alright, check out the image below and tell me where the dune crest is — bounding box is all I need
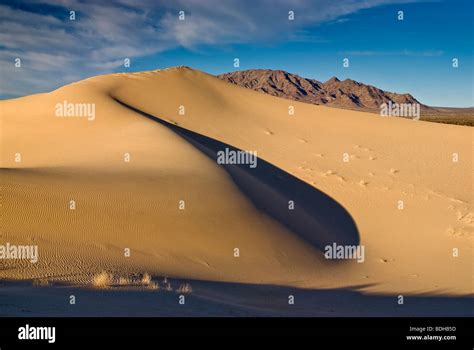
[1,67,472,296]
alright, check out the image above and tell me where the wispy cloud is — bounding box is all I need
[1,0,415,98]
[341,49,445,57]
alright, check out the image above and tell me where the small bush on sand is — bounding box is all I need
[141,273,152,285]
[118,277,131,286]
[177,283,192,294]
[92,271,112,288]
[164,282,172,291]
[148,282,159,290]
[32,278,50,287]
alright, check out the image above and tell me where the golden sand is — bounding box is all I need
[1,67,472,296]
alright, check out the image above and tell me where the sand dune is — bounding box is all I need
[1,67,472,305]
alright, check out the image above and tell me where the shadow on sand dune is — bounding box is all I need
[1,279,472,317]
[113,98,359,253]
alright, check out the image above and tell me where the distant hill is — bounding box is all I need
[217,69,426,112]
[217,69,473,126]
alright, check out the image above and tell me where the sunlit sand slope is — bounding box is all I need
[1,67,472,296]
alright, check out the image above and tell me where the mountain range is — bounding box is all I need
[217,69,426,112]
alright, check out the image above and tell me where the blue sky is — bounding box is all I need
[1,0,472,106]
